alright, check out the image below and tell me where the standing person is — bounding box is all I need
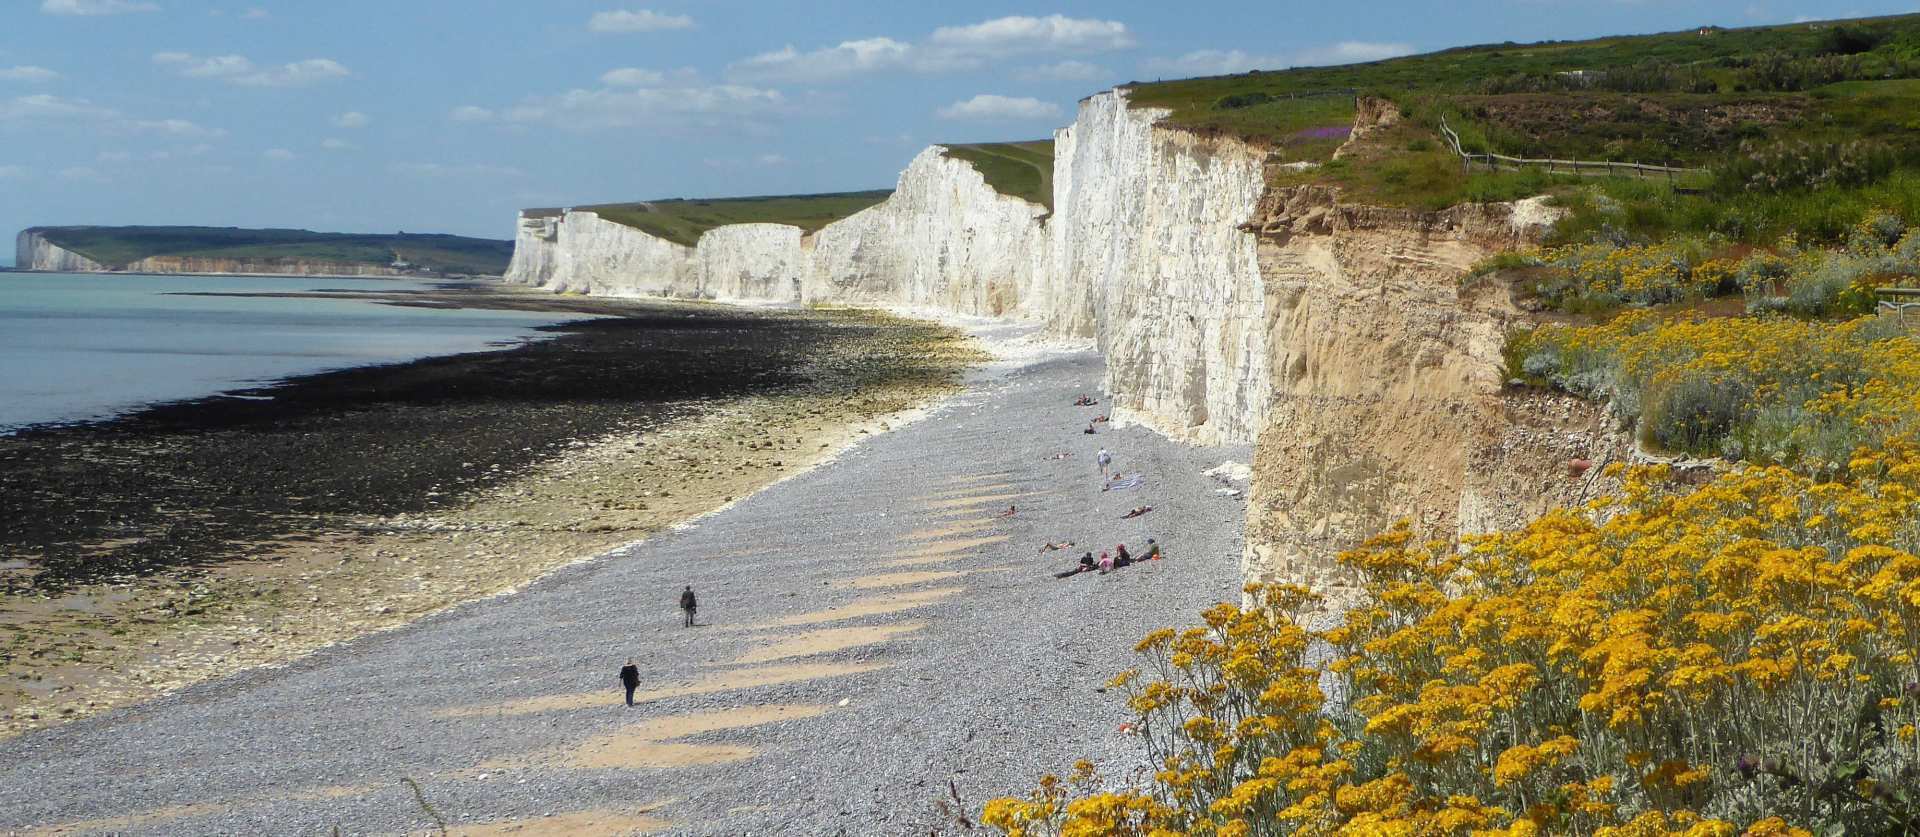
[619,658,641,707]
[679,585,698,627]
[1096,448,1113,480]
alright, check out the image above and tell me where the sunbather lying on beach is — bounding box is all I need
[1103,473,1143,492]
[1053,551,1098,578]
[1083,423,1096,435]
[1038,540,1075,553]
[996,505,1018,518]
[1073,395,1098,406]
[1045,452,1073,460]
[1092,415,1109,423]
[1121,506,1153,519]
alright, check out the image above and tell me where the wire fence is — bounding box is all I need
[1438,116,1708,185]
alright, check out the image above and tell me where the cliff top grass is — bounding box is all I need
[563,190,893,248]
[28,226,512,275]
[1124,13,1920,156]
[941,140,1055,210]
[1127,13,1920,245]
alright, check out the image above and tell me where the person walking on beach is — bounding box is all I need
[619,658,641,706]
[679,585,698,627]
[1096,448,1113,479]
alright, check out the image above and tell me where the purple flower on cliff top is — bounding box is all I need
[1292,125,1353,141]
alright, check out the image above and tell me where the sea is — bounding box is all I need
[0,272,583,432]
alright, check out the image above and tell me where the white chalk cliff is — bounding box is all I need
[16,230,107,272]
[507,91,1611,595]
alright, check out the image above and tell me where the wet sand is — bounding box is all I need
[0,283,980,737]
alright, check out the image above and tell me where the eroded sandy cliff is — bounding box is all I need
[1238,187,1632,602]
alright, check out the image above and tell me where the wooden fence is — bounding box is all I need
[1438,116,1707,185]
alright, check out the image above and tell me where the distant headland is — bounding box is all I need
[14,225,513,278]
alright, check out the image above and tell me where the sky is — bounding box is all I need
[2,0,1914,262]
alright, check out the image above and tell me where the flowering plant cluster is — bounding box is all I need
[1736,215,1920,317]
[986,454,1920,835]
[1525,240,1729,309]
[1512,310,1918,470]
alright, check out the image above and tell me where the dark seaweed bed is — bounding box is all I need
[0,285,859,592]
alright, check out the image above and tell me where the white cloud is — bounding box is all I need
[756,153,787,166]
[588,9,693,33]
[0,93,117,123]
[1142,49,1286,76]
[41,0,158,15]
[1143,41,1413,77]
[241,7,268,19]
[482,81,787,132]
[320,137,353,150]
[153,52,351,87]
[332,111,369,128]
[449,105,496,122]
[1017,60,1106,82]
[97,150,133,162]
[59,166,107,183]
[263,148,295,161]
[936,94,1061,121]
[732,38,919,82]
[0,96,219,138]
[600,67,666,87]
[728,14,1131,83]
[1293,41,1414,67]
[0,66,60,83]
[0,164,30,178]
[132,117,223,138]
[929,15,1134,54]
[389,161,525,179]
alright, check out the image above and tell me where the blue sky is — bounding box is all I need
[2,0,1913,260]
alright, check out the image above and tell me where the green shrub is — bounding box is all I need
[1713,139,1900,196]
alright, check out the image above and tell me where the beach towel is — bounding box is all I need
[1104,474,1144,491]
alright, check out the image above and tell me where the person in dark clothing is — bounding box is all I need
[1142,538,1163,560]
[680,585,698,627]
[619,658,641,706]
[1054,551,1098,579]
[1114,544,1133,568]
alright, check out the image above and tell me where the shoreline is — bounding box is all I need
[0,286,983,738]
[0,280,594,438]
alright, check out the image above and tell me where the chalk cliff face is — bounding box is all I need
[516,209,697,297]
[17,230,107,272]
[808,146,1051,317]
[701,224,806,302]
[504,213,561,288]
[1051,91,1272,446]
[505,91,1615,598]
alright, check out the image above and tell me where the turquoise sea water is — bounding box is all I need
[0,273,582,432]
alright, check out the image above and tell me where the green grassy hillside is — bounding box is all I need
[1125,14,1920,245]
[561,191,893,248]
[29,226,513,275]
[942,141,1055,209]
